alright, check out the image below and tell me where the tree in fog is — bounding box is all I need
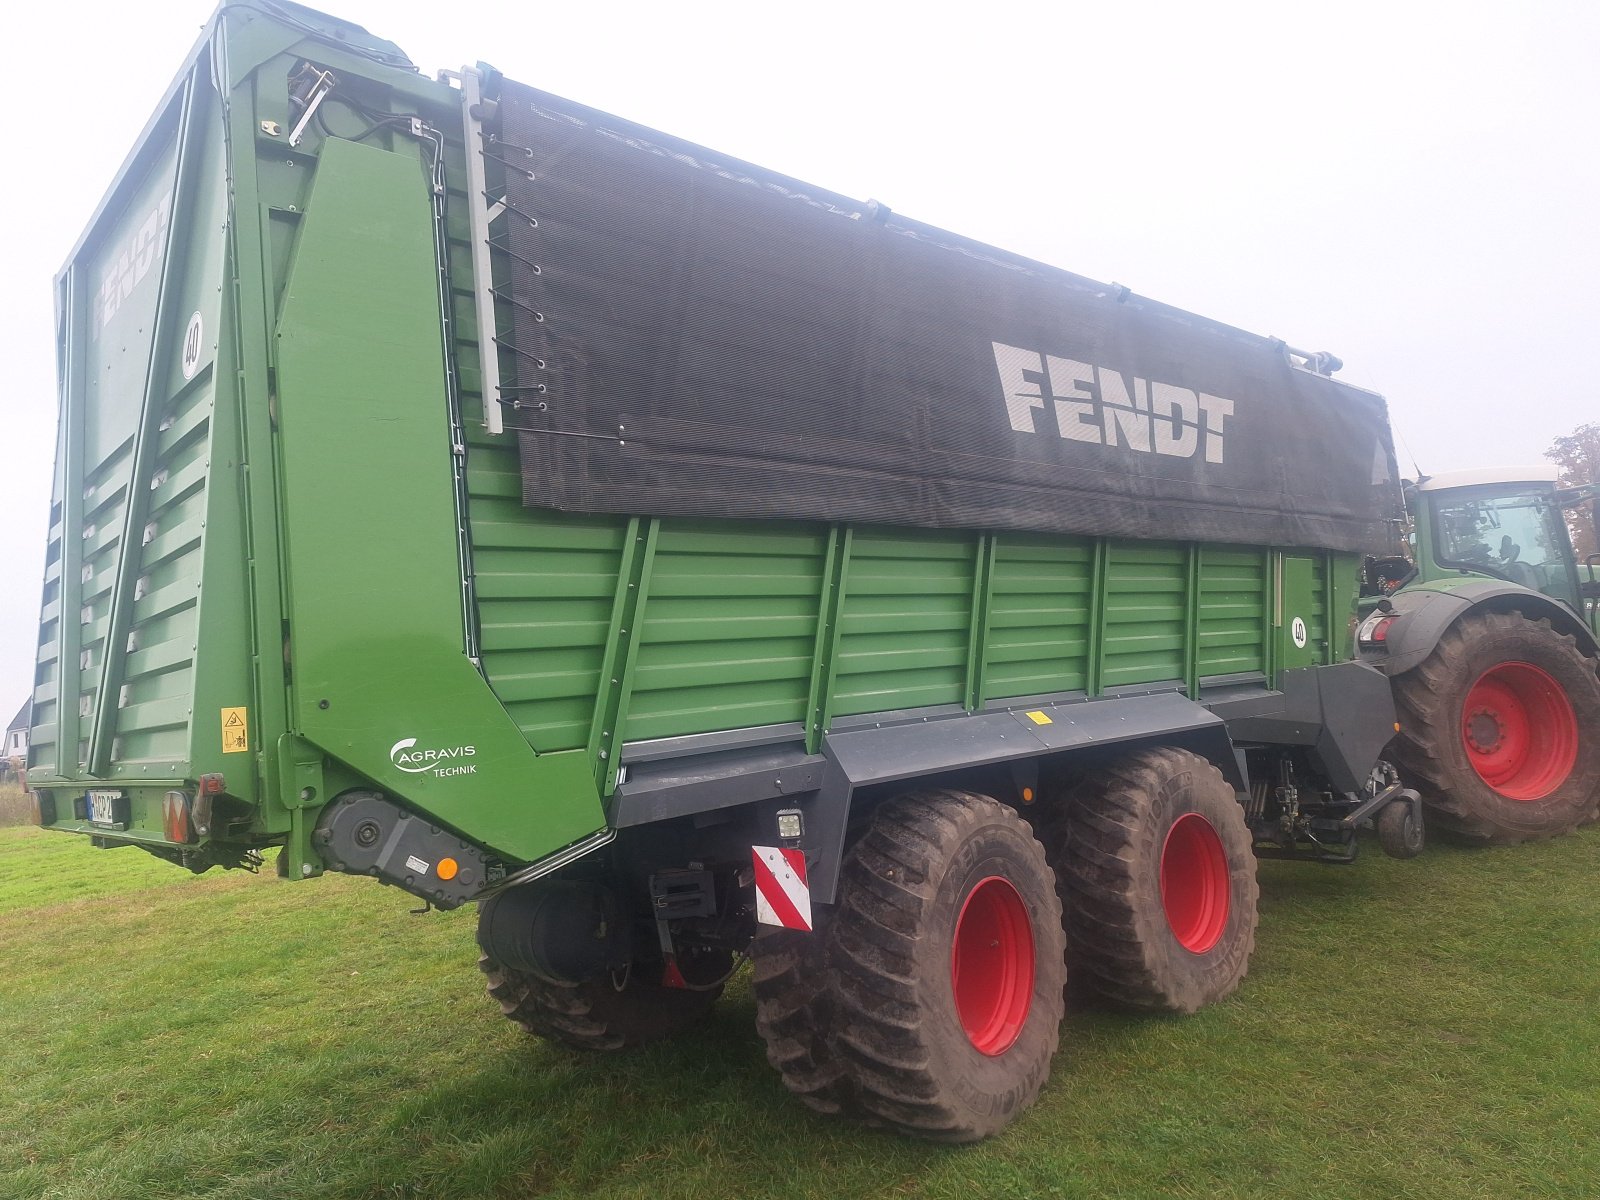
[1546,422,1599,558]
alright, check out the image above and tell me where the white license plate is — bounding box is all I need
[88,790,123,826]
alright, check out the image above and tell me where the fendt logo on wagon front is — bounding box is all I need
[94,195,172,337]
[389,737,478,778]
[992,341,1235,464]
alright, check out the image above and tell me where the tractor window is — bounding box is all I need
[1432,490,1581,610]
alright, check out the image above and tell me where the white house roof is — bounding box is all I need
[1414,466,1561,492]
[6,701,30,736]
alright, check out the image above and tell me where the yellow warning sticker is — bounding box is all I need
[221,707,249,754]
[1024,710,1053,726]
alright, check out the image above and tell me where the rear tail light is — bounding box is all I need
[1358,612,1398,647]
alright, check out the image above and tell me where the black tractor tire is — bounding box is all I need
[1390,610,1600,843]
[479,953,723,1051]
[1042,747,1258,1015]
[751,789,1066,1143]
[1376,798,1426,859]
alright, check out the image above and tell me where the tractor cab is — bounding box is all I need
[1407,467,1600,636]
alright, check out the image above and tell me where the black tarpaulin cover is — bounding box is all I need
[495,81,1400,552]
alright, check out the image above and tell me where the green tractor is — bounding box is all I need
[1358,468,1600,843]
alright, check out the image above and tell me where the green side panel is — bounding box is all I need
[1326,552,1360,662]
[832,528,976,717]
[36,112,182,777]
[473,478,629,753]
[624,520,826,742]
[65,438,133,770]
[1102,541,1188,687]
[31,69,248,794]
[31,502,60,769]
[1310,553,1329,657]
[1280,551,1359,667]
[1277,553,1321,670]
[116,97,235,778]
[272,136,603,861]
[984,533,1094,700]
[32,434,82,775]
[1197,546,1268,679]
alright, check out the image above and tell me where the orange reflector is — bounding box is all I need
[163,791,194,844]
[436,857,459,881]
[1021,787,1035,804]
[1394,722,1402,732]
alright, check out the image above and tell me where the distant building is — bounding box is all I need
[4,701,29,760]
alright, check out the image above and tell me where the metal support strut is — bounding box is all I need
[457,67,506,435]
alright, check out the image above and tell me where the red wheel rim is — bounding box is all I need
[950,876,1035,1056]
[1160,813,1231,954]
[1461,661,1579,800]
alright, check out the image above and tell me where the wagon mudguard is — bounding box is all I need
[1208,662,1397,795]
[610,691,1241,905]
[806,692,1243,902]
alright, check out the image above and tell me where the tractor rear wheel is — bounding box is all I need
[751,788,1066,1142]
[1391,611,1600,842]
[1043,747,1258,1014]
[479,951,725,1051]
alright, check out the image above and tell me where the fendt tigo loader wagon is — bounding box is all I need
[27,0,1600,1141]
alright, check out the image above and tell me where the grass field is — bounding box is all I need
[1,821,1597,1200]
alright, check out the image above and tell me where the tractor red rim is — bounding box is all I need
[950,875,1035,1056]
[1160,813,1231,954]
[1461,661,1579,800]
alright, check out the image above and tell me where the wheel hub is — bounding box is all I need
[1465,708,1503,754]
[950,876,1034,1056]
[1159,813,1231,954]
[1460,661,1579,801]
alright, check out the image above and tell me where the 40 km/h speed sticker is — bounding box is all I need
[181,311,204,380]
[1291,617,1309,649]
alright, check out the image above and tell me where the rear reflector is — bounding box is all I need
[163,790,195,844]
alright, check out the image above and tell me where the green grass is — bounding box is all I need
[1,824,1597,1200]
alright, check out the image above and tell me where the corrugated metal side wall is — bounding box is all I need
[469,503,1318,768]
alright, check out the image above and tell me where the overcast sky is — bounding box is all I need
[3,0,1595,722]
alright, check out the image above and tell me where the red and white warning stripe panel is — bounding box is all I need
[752,845,812,931]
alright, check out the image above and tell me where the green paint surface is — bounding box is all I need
[29,0,1369,869]
[271,136,603,860]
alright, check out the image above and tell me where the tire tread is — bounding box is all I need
[478,953,721,1051]
[752,789,1065,1142]
[1041,747,1259,1015]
